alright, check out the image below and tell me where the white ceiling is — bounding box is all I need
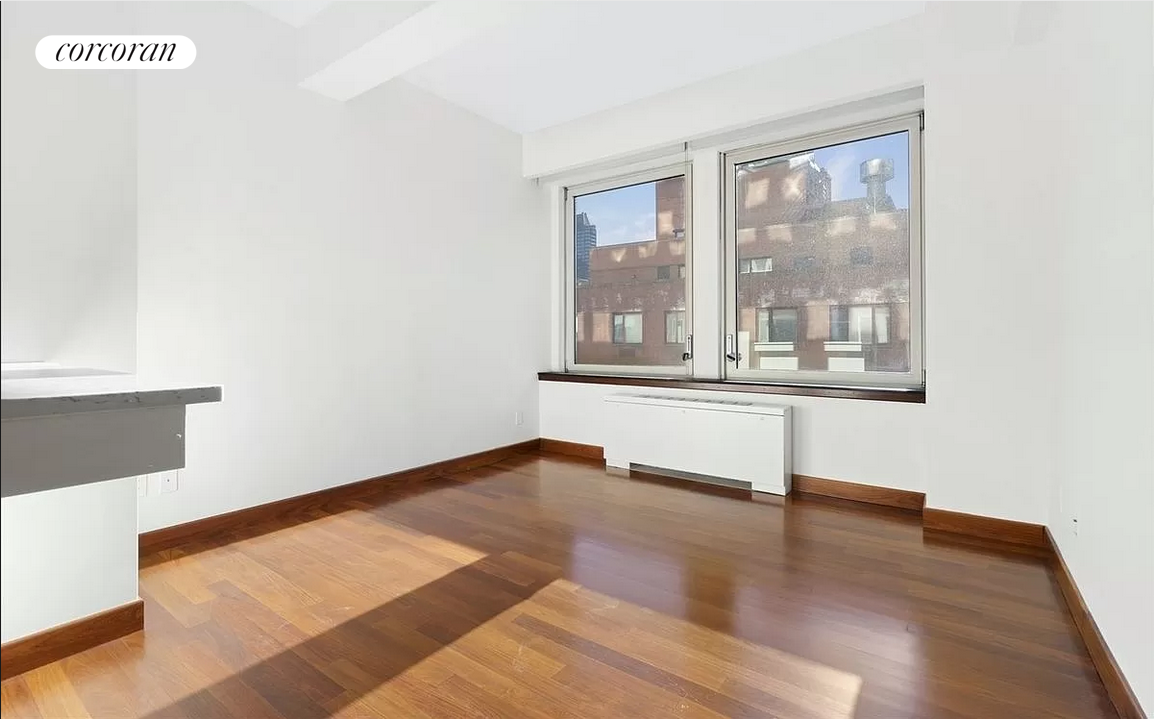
[252,1,925,134]
[246,0,334,28]
[403,1,925,133]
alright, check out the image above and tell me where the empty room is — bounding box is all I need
[1,1,1151,717]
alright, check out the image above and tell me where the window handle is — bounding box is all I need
[725,333,742,364]
[682,334,693,362]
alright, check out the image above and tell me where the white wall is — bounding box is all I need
[0,1,141,644]
[1,477,138,642]
[133,2,549,532]
[919,2,1065,525]
[532,3,1154,709]
[0,2,137,371]
[1048,3,1154,710]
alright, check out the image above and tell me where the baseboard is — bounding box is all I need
[922,507,1047,548]
[1046,528,1147,719]
[1,599,144,680]
[139,439,541,555]
[792,474,924,512]
[538,438,604,461]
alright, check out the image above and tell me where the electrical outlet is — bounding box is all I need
[160,470,180,494]
[514,411,524,426]
[136,476,148,498]
[1072,517,1078,537]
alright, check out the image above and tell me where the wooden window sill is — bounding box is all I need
[537,372,925,404]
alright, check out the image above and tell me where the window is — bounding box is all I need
[566,165,691,373]
[739,257,773,274]
[791,256,819,272]
[612,312,642,344]
[756,308,798,343]
[829,305,892,345]
[665,310,686,344]
[725,115,922,387]
[849,246,873,266]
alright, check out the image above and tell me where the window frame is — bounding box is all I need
[564,162,693,376]
[722,114,924,389]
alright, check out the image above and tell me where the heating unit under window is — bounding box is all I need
[603,394,792,495]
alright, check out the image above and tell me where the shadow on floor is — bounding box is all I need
[141,551,558,718]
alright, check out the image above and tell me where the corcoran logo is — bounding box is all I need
[36,35,196,69]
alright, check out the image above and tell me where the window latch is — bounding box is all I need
[725,333,742,364]
[682,334,693,362]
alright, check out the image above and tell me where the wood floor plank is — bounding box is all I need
[23,663,90,719]
[0,676,43,719]
[0,451,1121,718]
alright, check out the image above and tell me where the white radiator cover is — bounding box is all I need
[603,393,793,495]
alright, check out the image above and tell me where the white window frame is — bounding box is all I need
[722,114,924,389]
[564,163,693,376]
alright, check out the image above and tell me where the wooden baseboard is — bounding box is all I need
[792,474,924,512]
[139,439,541,555]
[538,438,604,461]
[1047,528,1147,719]
[922,507,1047,549]
[1,599,143,680]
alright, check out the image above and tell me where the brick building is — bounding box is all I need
[575,156,910,373]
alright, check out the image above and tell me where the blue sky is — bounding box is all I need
[575,131,909,247]
[575,181,660,247]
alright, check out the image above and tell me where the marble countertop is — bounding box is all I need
[1,365,221,420]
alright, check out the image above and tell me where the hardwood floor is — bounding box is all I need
[1,452,1117,718]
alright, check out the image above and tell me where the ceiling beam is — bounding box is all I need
[299,1,532,102]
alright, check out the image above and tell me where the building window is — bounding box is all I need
[849,246,873,266]
[612,312,642,344]
[665,311,686,344]
[830,305,891,344]
[756,308,798,343]
[725,114,922,387]
[567,165,691,372]
[739,257,773,274]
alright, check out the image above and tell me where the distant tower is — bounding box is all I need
[860,158,895,212]
[575,212,597,282]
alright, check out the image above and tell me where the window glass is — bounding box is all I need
[573,176,688,367]
[733,131,912,376]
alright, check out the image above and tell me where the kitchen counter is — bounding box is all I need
[1,364,222,498]
[2,370,221,420]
